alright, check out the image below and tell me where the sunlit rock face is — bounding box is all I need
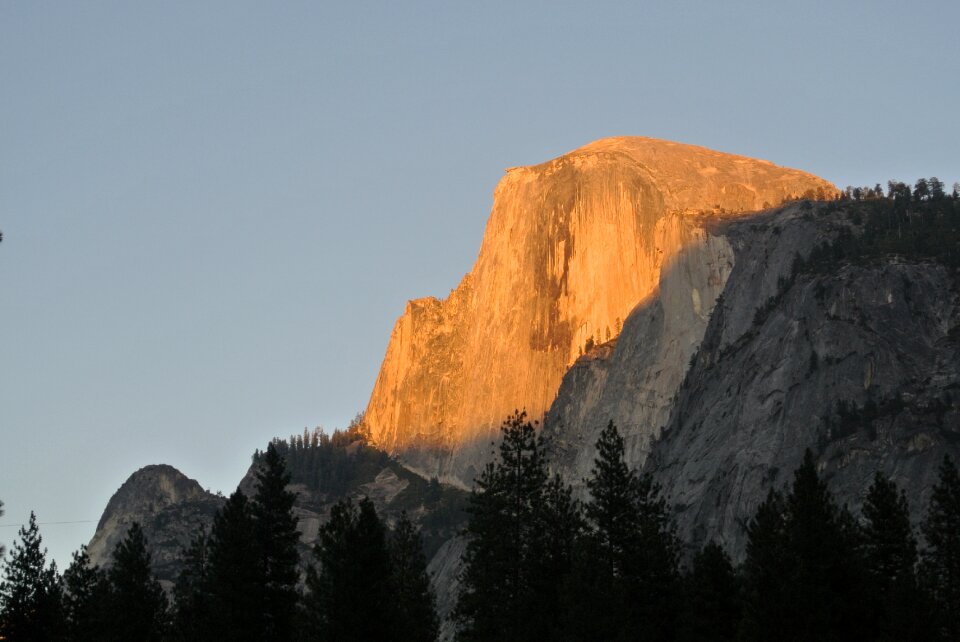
[364,137,837,486]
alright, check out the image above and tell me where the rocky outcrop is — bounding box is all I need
[87,465,223,585]
[643,202,960,559]
[365,137,836,486]
[88,449,468,589]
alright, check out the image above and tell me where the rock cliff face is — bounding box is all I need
[365,137,836,486]
[643,203,960,559]
[543,199,960,558]
[87,465,223,586]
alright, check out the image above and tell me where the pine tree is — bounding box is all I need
[740,489,789,640]
[862,472,934,641]
[529,474,583,641]
[63,545,108,641]
[303,497,397,641]
[0,512,66,640]
[172,528,211,642]
[455,410,553,641]
[740,450,868,641]
[390,512,439,642]
[104,522,167,641]
[680,542,741,642]
[251,441,301,640]
[579,420,681,641]
[205,490,262,641]
[921,455,960,638]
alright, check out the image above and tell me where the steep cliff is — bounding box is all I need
[644,200,960,558]
[365,137,836,485]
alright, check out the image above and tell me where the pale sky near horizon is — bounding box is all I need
[2,1,959,568]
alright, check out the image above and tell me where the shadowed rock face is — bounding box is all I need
[643,205,960,560]
[87,465,223,586]
[364,136,836,486]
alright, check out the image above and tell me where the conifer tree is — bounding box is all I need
[921,455,960,638]
[862,472,934,641]
[205,490,262,641]
[251,442,301,640]
[390,512,439,642]
[577,420,681,641]
[303,497,397,641]
[172,528,211,642]
[455,410,556,641]
[63,545,108,641]
[0,512,65,640]
[740,489,789,640]
[105,522,167,641]
[680,542,741,642]
[740,450,867,641]
[529,473,583,641]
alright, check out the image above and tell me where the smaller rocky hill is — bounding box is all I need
[87,465,223,587]
[88,435,468,596]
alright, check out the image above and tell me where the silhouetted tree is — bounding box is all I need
[740,450,867,641]
[304,497,397,641]
[172,528,211,641]
[105,522,167,641]
[861,472,934,641]
[63,545,109,641]
[570,421,680,641]
[680,542,741,642]
[390,512,439,642]
[251,442,301,640]
[456,410,567,641]
[922,455,960,639]
[0,512,65,640]
[205,491,262,640]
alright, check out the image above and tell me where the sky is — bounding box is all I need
[2,1,958,568]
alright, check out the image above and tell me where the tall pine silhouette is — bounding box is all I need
[568,420,680,641]
[861,472,934,641]
[304,497,398,640]
[455,410,575,641]
[171,528,211,641]
[922,455,960,638]
[0,512,65,640]
[251,441,301,640]
[740,450,866,641]
[390,511,439,642]
[105,522,167,641]
[63,545,109,641]
[205,490,262,640]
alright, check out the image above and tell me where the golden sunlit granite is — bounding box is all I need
[363,137,837,486]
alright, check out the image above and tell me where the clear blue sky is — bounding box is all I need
[2,1,958,567]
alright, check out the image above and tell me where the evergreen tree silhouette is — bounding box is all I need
[105,522,167,641]
[740,450,867,641]
[679,542,741,642]
[455,410,556,641]
[0,512,65,640]
[172,527,211,641]
[303,497,398,641]
[251,441,301,640]
[205,491,262,641]
[390,511,439,642]
[63,545,109,641]
[862,472,935,641]
[575,420,681,641]
[921,455,960,638]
